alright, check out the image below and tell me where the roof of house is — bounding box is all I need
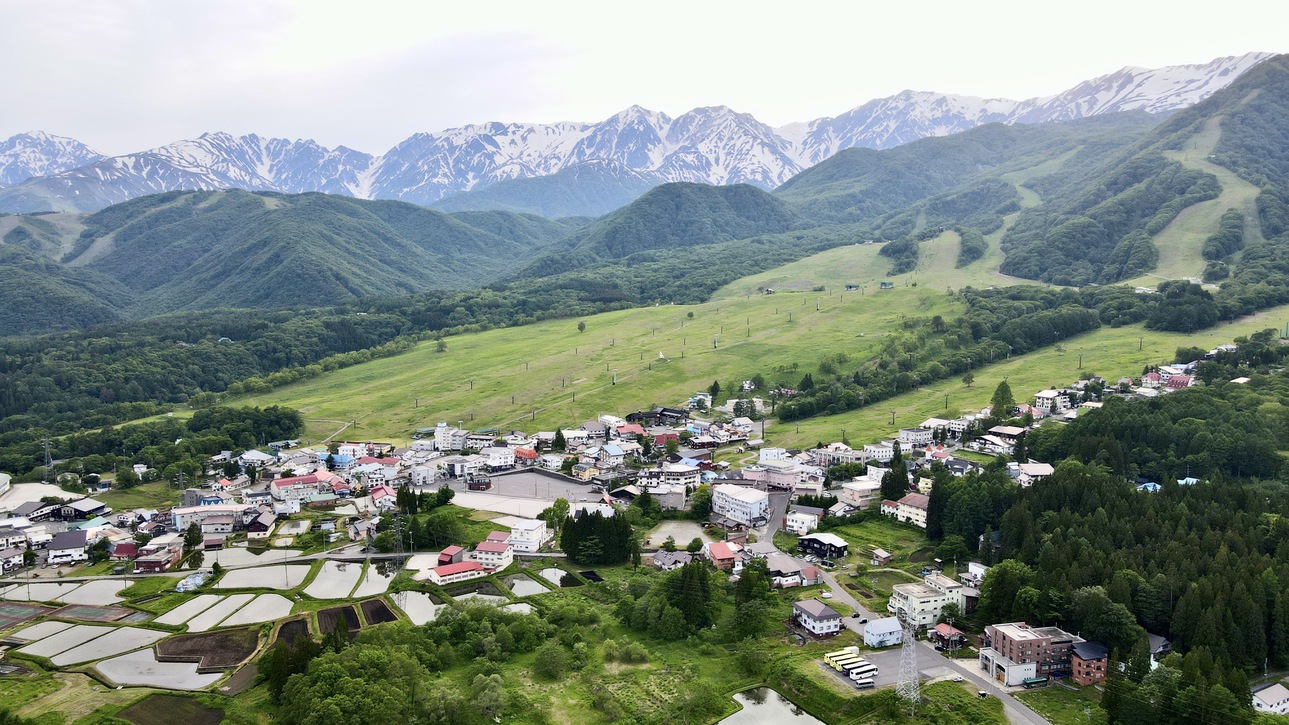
[799,532,848,548]
[789,505,824,517]
[1071,641,1110,661]
[50,530,87,550]
[793,598,840,620]
[110,541,138,557]
[707,541,735,560]
[933,623,965,638]
[369,484,397,499]
[766,553,801,575]
[1254,683,1289,705]
[800,565,821,580]
[510,519,545,532]
[485,530,510,542]
[651,550,692,567]
[433,561,484,577]
[65,498,107,513]
[440,545,465,556]
[474,541,510,553]
[871,547,892,559]
[272,474,320,489]
[897,493,930,510]
[865,617,902,635]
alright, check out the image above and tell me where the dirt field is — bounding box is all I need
[218,664,259,696]
[119,694,223,725]
[359,598,397,625]
[15,672,157,723]
[275,618,310,646]
[316,605,360,637]
[155,627,260,670]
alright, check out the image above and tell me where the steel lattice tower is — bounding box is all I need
[895,609,921,713]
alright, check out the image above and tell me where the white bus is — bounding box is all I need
[828,654,864,671]
[847,663,878,679]
[853,678,876,689]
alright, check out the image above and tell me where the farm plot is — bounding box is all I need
[303,561,362,599]
[2,582,84,602]
[351,560,398,598]
[389,591,444,625]
[154,595,222,626]
[185,594,254,632]
[17,624,112,657]
[358,599,397,626]
[118,694,224,725]
[56,580,125,605]
[205,547,301,567]
[50,626,168,666]
[51,604,134,622]
[316,605,359,637]
[7,620,72,643]
[156,627,260,670]
[214,564,310,590]
[218,594,292,627]
[274,618,310,646]
[98,650,223,691]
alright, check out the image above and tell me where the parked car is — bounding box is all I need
[850,613,860,618]
[953,676,964,682]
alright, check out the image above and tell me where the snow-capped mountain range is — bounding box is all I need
[0,52,1272,213]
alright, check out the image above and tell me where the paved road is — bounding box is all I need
[917,642,1049,725]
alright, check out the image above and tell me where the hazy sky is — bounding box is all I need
[4,0,1286,155]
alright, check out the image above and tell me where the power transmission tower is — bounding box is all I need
[42,439,52,483]
[896,608,921,714]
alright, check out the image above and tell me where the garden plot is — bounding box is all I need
[358,599,397,625]
[57,580,125,605]
[51,626,167,666]
[156,627,259,669]
[3,581,85,602]
[8,620,72,643]
[17,624,112,657]
[185,594,254,632]
[155,595,223,626]
[219,594,292,627]
[390,592,444,625]
[206,548,301,568]
[351,562,397,598]
[303,561,362,599]
[215,564,310,590]
[97,649,223,690]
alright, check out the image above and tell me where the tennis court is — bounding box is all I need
[0,601,54,629]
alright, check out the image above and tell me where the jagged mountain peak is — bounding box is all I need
[0,52,1274,213]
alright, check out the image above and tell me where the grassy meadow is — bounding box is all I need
[233,224,1289,450]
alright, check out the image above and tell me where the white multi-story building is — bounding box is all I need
[471,541,514,570]
[758,447,788,464]
[640,462,701,489]
[862,441,895,463]
[784,508,820,535]
[434,423,468,452]
[898,428,933,447]
[711,484,769,526]
[479,447,516,471]
[427,561,487,585]
[1033,390,1071,413]
[888,573,966,626]
[839,474,882,509]
[793,598,842,636]
[509,519,552,553]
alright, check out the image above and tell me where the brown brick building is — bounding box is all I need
[979,622,1085,685]
[1071,641,1109,685]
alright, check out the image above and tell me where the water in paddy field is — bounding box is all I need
[719,688,822,724]
[538,568,582,587]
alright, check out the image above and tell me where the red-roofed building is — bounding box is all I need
[369,484,397,510]
[881,500,899,517]
[1142,372,1163,388]
[654,433,680,447]
[704,541,736,571]
[109,541,138,561]
[800,565,822,586]
[270,474,321,501]
[513,448,539,465]
[439,545,465,566]
[616,424,646,438]
[931,622,966,648]
[892,492,930,529]
[427,560,487,585]
[485,531,510,543]
[1166,375,1193,390]
[472,540,514,570]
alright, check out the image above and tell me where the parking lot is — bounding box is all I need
[440,470,595,503]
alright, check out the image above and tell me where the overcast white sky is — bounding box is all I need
[3,0,1286,155]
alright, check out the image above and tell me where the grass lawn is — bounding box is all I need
[1015,684,1107,725]
[97,480,180,510]
[829,518,930,566]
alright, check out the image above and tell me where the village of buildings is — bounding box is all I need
[0,341,1283,713]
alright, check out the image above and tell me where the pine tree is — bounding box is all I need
[990,381,1016,418]
[553,429,566,452]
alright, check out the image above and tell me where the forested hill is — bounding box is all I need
[22,190,570,321]
[511,183,806,279]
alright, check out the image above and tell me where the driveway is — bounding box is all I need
[817,568,879,634]
[921,642,1048,725]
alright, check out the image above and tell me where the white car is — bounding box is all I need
[821,591,833,599]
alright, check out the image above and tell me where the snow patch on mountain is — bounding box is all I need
[0,132,105,186]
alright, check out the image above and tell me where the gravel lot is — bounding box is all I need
[645,520,707,549]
